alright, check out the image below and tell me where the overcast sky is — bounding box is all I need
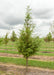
[0,0,54,37]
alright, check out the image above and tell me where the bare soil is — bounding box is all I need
[41,51,54,53]
[0,63,54,75]
[0,53,54,75]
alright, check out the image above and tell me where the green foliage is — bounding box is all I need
[11,31,17,42]
[0,41,54,56]
[16,6,41,58]
[44,32,52,42]
[17,35,41,58]
[0,50,18,54]
[4,33,8,45]
[47,32,52,42]
[0,38,4,45]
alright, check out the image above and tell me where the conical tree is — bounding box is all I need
[17,6,41,74]
[11,31,17,42]
[0,38,3,45]
[47,32,52,42]
[4,33,8,45]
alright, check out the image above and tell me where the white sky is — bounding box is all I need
[0,0,54,37]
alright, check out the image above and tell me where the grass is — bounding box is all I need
[40,41,54,48]
[0,50,54,56]
[0,41,54,70]
[39,49,54,52]
[0,71,6,74]
[36,52,54,56]
[0,50,18,54]
[0,57,54,69]
[0,41,54,56]
[0,41,17,49]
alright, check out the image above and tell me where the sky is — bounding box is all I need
[0,0,54,37]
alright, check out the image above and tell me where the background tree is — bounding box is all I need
[50,21,54,38]
[16,6,41,74]
[4,33,9,45]
[11,31,17,42]
[45,32,52,42]
[0,38,3,45]
[50,21,54,41]
[47,32,52,42]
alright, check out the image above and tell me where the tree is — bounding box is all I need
[46,32,52,42]
[16,6,41,74]
[0,38,3,45]
[50,21,54,38]
[11,31,17,42]
[4,33,8,45]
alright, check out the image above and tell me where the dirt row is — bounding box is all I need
[0,53,54,61]
[0,53,54,75]
[0,63,54,75]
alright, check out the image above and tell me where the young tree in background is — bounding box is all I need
[16,6,41,74]
[0,38,3,45]
[47,32,52,42]
[51,21,54,38]
[11,31,17,42]
[4,33,8,45]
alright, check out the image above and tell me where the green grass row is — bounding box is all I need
[0,47,54,51]
[0,57,54,69]
[0,46,54,49]
[0,50,54,56]
[40,47,54,48]
[36,52,54,56]
[0,47,16,50]
[39,49,54,52]
[0,41,54,49]
[0,50,18,54]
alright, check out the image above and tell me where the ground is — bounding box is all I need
[0,53,54,75]
[0,41,54,75]
[0,63,54,75]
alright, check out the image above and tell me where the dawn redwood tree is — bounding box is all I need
[17,6,41,73]
[11,31,17,42]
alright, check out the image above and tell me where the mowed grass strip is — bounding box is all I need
[0,50,18,54]
[39,49,54,52]
[0,47,16,49]
[36,52,54,56]
[0,50,54,56]
[0,57,54,69]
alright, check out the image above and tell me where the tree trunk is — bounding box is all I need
[25,57,28,75]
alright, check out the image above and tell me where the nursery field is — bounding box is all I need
[0,41,54,56]
[0,41,54,75]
